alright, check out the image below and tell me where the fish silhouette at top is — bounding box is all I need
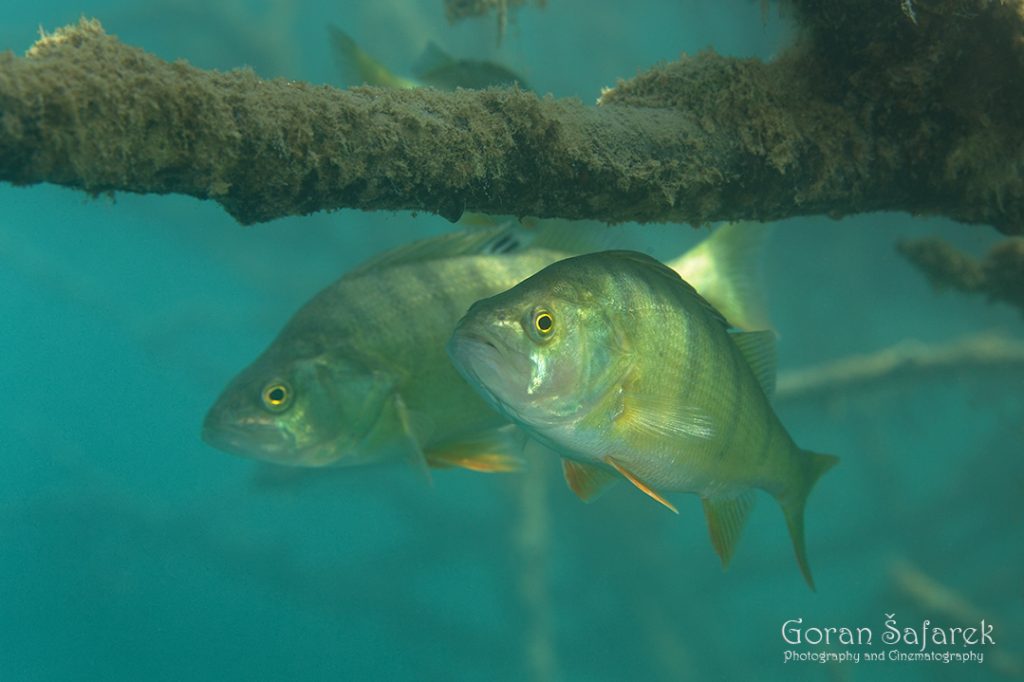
[447,250,836,589]
[328,25,530,91]
[203,224,770,475]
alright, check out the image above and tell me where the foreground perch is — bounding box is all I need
[0,1,1022,231]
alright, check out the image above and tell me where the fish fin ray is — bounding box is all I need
[412,41,456,79]
[327,25,415,89]
[347,223,523,277]
[668,222,773,331]
[391,394,433,484]
[729,330,777,398]
[526,218,622,255]
[778,449,839,591]
[562,459,619,502]
[702,491,756,568]
[617,390,716,442]
[604,456,678,513]
[425,425,526,473]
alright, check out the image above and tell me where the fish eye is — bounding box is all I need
[261,382,291,412]
[533,309,554,336]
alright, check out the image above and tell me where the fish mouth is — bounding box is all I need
[447,330,530,419]
[201,414,295,462]
[447,332,499,384]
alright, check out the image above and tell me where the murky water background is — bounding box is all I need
[2,2,1022,680]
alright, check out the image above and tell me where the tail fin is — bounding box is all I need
[666,221,773,331]
[779,450,839,591]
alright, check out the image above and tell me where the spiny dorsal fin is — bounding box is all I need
[347,224,524,277]
[605,455,678,513]
[327,25,417,90]
[666,221,773,331]
[562,459,620,502]
[525,218,622,256]
[729,330,777,398]
[702,492,756,568]
[412,41,457,79]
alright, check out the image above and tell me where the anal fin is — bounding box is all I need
[702,492,756,568]
[605,456,678,514]
[562,459,619,502]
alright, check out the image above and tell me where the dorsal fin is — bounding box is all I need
[347,224,524,277]
[412,41,457,79]
[327,24,417,90]
[729,330,777,398]
[666,221,773,331]
[524,218,620,255]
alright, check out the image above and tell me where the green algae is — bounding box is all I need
[0,4,1022,232]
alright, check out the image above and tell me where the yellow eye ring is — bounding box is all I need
[533,310,554,336]
[261,382,291,411]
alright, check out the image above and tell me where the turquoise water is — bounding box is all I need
[2,2,1022,680]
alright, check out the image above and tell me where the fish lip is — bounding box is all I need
[450,330,499,353]
[447,328,533,422]
[201,417,293,461]
[447,330,505,377]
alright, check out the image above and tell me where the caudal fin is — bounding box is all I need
[779,450,839,591]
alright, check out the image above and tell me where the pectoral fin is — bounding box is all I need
[604,456,678,514]
[425,425,526,473]
[617,392,716,442]
[702,492,756,568]
[390,394,433,482]
[562,459,619,502]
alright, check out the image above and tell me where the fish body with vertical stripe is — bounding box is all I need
[203,224,770,476]
[202,225,560,472]
[447,250,837,588]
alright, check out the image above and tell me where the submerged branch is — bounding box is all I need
[1,2,1022,230]
[776,333,1024,403]
[898,237,1024,314]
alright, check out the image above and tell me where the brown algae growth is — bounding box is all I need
[0,4,1022,232]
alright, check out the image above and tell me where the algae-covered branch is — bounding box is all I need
[0,1,1022,232]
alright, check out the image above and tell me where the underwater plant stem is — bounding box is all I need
[0,8,1022,232]
[514,453,558,682]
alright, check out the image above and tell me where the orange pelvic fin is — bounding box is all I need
[604,455,678,514]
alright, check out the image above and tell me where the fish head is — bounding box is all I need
[202,352,394,467]
[448,258,625,433]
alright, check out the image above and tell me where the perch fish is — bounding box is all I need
[203,224,769,474]
[328,25,529,91]
[447,250,836,588]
